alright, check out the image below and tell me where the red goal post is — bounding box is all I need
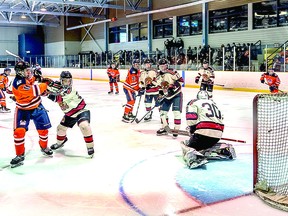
[253,93,288,212]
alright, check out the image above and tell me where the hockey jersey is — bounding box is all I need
[186,98,224,138]
[48,88,86,117]
[156,68,183,99]
[12,76,48,110]
[139,69,159,95]
[260,72,280,87]
[197,66,215,83]
[107,68,120,79]
[123,66,140,92]
[0,73,9,91]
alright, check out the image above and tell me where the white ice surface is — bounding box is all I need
[0,80,286,216]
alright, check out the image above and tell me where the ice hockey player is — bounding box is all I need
[260,68,280,93]
[180,90,236,169]
[46,71,95,158]
[195,60,215,99]
[107,61,120,94]
[0,68,13,112]
[155,58,184,137]
[122,59,142,122]
[139,58,159,121]
[10,61,53,168]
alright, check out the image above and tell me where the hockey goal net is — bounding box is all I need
[253,93,288,212]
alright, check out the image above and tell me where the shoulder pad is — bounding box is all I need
[13,77,25,89]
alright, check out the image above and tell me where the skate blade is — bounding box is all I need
[11,162,24,168]
[88,154,94,159]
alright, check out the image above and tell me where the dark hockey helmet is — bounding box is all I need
[158,58,169,65]
[60,71,73,90]
[14,61,30,78]
[197,90,209,100]
[132,59,140,65]
[143,58,153,64]
[3,67,11,76]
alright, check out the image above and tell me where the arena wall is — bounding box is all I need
[38,68,286,93]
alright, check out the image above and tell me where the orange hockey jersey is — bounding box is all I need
[260,73,280,87]
[0,73,9,90]
[107,68,120,79]
[12,76,48,110]
[123,67,140,92]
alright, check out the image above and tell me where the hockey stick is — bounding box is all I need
[264,82,285,93]
[5,50,24,61]
[130,95,142,123]
[135,103,158,124]
[164,126,246,143]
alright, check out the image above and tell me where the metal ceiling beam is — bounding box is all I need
[0,20,59,27]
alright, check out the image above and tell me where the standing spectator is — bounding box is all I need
[180,90,235,169]
[122,59,142,122]
[107,62,120,94]
[260,68,280,93]
[0,68,12,112]
[156,58,184,137]
[10,61,53,168]
[195,60,215,99]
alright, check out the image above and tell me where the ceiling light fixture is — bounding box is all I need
[40,5,47,12]
[21,14,27,19]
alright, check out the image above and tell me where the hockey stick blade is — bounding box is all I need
[5,50,23,61]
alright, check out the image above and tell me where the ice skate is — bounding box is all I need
[156,128,168,136]
[122,114,131,123]
[108,91,113,94]
[128,112,136,120]
[41,147,53,157]
[87,147,94,158]
[0,106,11,113]
[10,154,25,168]
[115,91,119,95]
[50,137,68,150]
[144,111,153,121]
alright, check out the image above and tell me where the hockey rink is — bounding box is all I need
[0,79,287,216]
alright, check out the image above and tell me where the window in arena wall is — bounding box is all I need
[279,0,288,26]
[109,25,127,44]
[177,13,202,36]
[128,22,148,42]
[153,18,173,39]
[209,5,248,34]
[253,1,277,29]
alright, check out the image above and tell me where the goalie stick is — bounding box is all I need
[164,126,246,143]
[5,50,24,61]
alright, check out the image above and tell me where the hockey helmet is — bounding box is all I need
[268,68,275,75]
[60,71,73,91]
[143,58,153,64]
[158,58,169,66]
[14,61,30,78]
[197,90,209,100]
[132,59,140,65]
[3,67,11,76]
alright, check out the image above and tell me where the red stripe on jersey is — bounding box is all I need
[196,121,224,131]
[65,99,86,116]
[186,112,198,120]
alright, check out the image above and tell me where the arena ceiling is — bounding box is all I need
[0,0,149,27]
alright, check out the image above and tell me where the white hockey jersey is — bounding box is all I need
[186,98,224,138]
[139,69,159,95]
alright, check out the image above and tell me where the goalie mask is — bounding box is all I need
[60,71,73,93]
[14,61,31,78]
[197,90,209,100]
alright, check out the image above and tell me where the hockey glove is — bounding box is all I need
[138,88,145,96]
[159,89,164,96]
[34,69,42,82]
[195,77,200,84]
[168,87,175,95]
[260,79,265,84]
[155,96,165,107]
[269,85,277,92]
[10,96,16,102]
[42,77,54,86]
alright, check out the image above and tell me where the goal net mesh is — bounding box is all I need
[253,93,288,211]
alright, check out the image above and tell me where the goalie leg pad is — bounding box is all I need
[184,149,208,169]
[201,143,236,160]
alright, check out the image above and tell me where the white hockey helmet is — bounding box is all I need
[197,90,209,100]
